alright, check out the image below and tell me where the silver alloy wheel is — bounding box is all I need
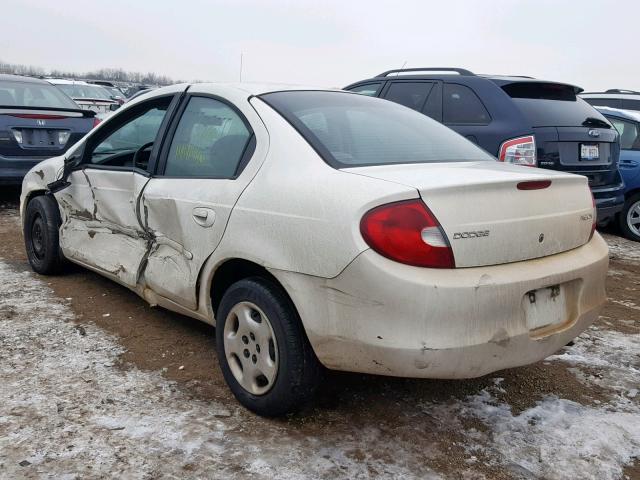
[628,199,640,237]
[223,301,279,395]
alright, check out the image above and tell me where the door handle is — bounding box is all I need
[192,207,216,227]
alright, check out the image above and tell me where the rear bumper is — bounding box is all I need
[0,155,48,185]
[592,182,625,222]
[271,234,609,378]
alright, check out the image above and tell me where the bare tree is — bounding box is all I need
[1,60,179,86]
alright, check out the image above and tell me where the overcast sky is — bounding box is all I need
[3,0,638,91]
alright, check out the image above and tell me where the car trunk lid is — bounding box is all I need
[0,106,93,158]
[346,161,594,267]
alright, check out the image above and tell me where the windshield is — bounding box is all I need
[0,79,79,109]
[260,91,495,167]
[56,83,113,101]
[105,87,124,98]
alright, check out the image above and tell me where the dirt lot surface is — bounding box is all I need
[1,187,639,480]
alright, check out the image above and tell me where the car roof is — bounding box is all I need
[46,78,92,85]
[0,73,50,84]
[149,82,341,97]
[346,70,583,93]
[581,92,640,100]
[595,106,640,122]
[217,82,342,96]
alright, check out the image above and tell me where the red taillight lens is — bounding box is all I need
[9,114,66,120]
[360,199,455,268]
[517,180,552,190]
[499,135,537,166]
[92,117,102,128]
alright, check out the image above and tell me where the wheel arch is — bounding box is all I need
[625,187,640,200]
[20,189,49,226]
[208,258,302,326]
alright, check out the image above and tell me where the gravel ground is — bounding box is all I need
[0,190,639,480]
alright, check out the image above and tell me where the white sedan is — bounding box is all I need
[20,83,608,416]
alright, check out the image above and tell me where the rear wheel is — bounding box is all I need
[215,277,322,416]
[619,193,640,242]
[24,195,66,274]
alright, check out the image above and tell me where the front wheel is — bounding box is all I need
[23,195,67,274]
[215,277,322,416]
[619,193,640,242]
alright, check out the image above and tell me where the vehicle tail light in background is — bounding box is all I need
[9,114,66,120]
[360,199,455,268]
[589,192,597,240]
[11,129,23,144]
[92,117,102,128]
[499,135,537,166]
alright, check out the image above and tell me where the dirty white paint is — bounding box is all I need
[345,161,594,267]
[19,83,609,382]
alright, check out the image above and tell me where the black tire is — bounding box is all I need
[618,193,640,242]
[215,277,322,416]
[23,195,66,274]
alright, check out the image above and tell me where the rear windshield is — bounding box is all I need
[502,82,606,127]
[0,80,79,109]
[56,84,112,100]
[260,91,494,168]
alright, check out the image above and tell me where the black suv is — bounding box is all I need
[345,68,624,224]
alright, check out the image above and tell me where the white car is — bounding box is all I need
[20,83,608,416]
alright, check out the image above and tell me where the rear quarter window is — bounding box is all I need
[348,83,383,97]
[442,83,491,125]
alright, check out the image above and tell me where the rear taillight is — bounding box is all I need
[589,193,597,240]
[92,117,101,128]
[360,199,455,268]
[499,135,536,166]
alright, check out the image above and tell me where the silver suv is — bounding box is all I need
[581,89,640,111]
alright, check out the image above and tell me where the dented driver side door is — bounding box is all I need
[138,90,265,310]
[55,94,181,287]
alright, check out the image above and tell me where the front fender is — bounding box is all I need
[20,156,65,222]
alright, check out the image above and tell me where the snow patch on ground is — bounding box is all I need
[0,261,441,479]
[424,327,640,480]
[603,233,640,265]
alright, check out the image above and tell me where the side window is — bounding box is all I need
[348,83,383,97]
[584,98,622,109]
[610,118,640,150]
[622,99,640,111]
[384,82,433,111]
[88,97,171,167]
[164,96,252,178]
[443,84,491,125]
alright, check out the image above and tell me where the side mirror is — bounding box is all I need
[47,151,83,193]
[110,103,120,111]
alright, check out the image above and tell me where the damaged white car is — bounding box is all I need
[20,84,609,416]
